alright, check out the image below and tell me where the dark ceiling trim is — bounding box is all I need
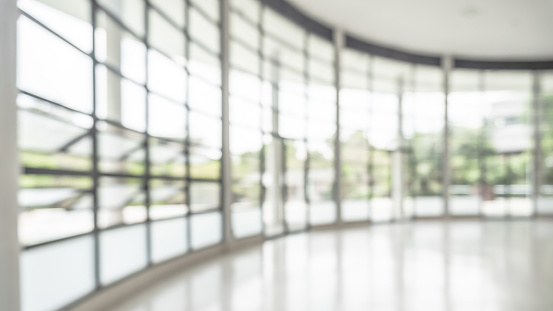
[263,0,553,70]
[261,0,333,41]
[454,59,553,70]
[345,34,442,67]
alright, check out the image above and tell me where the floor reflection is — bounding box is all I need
[112,220,553,311]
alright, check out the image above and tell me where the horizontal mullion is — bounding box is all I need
[342,66,369,76]
[99,220,149,233]
[189,206,224,215]
[147,2,186,33]
[229,7,258,28]
[148,45,188,72]
[147,89,187,107]
[98,62,147,89]
[229,63,260,78]
[24,167,91,177]
[278,62,306,77]
[147,174,185,181]
[188,108,222,120]
[189,143,223,153]
[95,3,145,42]
[189,37,221,59]
[230,205,263,212]
[99,119,148,136]
[19,10,91,57]
[150,214,188,224]
[230,122,263,132]
[308,54,334,66]
[188,1,220,26]
[308,75,334,85]
[19,106,91,133]
[230,35,260,54]
[229,92,262,106]
[189,177,222,183]
[263,31,304,55]
[23,231,93,250]
[18,90,92,117]
[189,73,222,88]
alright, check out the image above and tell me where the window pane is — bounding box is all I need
[231,208,262,238]
[18,0,92,53]
[150,138,186,178]
[149,93,187,140]
[190,8,219,53]
[148,50,187,103]
[189,43,221,85]
[17,16,93,113]
[97,0,144,37]
[191,0,219,21]
[98,177,146,229]
[149,10,186,61]
[190,146,221,179]
[100,225,148,285]
[18,95,93,172]
[189,77,221,117]
[150,179,187,220]
[96,66,147,132]
[98,123,145,175]
[190,112,222,148]
[150,0,186,28]
[190,182,220,212]
[19,175,94,245]
[191,212,222,249]
[21,235,95,311]
[151,218,188,263]
[95,11,146,84]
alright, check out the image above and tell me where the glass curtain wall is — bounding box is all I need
[449,69,483,215]
[371,57,406,221]
[262,7,308,233]
[340,49,371,222]
[404,65,445,217]
[449,69,534,217]
[228,0,263,238]
[307,35,337,226]
[259,6,337,234]
[17,0,222,310]
[11,0,553,310]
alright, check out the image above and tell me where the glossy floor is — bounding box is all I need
[112,220,553,311]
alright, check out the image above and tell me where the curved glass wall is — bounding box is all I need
[17,0,222,310]
[10,0,553,310]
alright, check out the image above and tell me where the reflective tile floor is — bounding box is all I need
[112,220,553,311]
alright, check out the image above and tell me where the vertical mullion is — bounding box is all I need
[442,55,452,218]
[184,0,192,251]
[303,33,310,230]
[478,69,486,217]
[144,0,152,266]
[258,2,266,234]
[90,0,102,290]
[367,55,374,221]
[333,30,342,225]
[532,70,541,217]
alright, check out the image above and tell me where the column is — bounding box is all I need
[0,0,21,309]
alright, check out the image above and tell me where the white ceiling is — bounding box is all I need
[287,0,553,60]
